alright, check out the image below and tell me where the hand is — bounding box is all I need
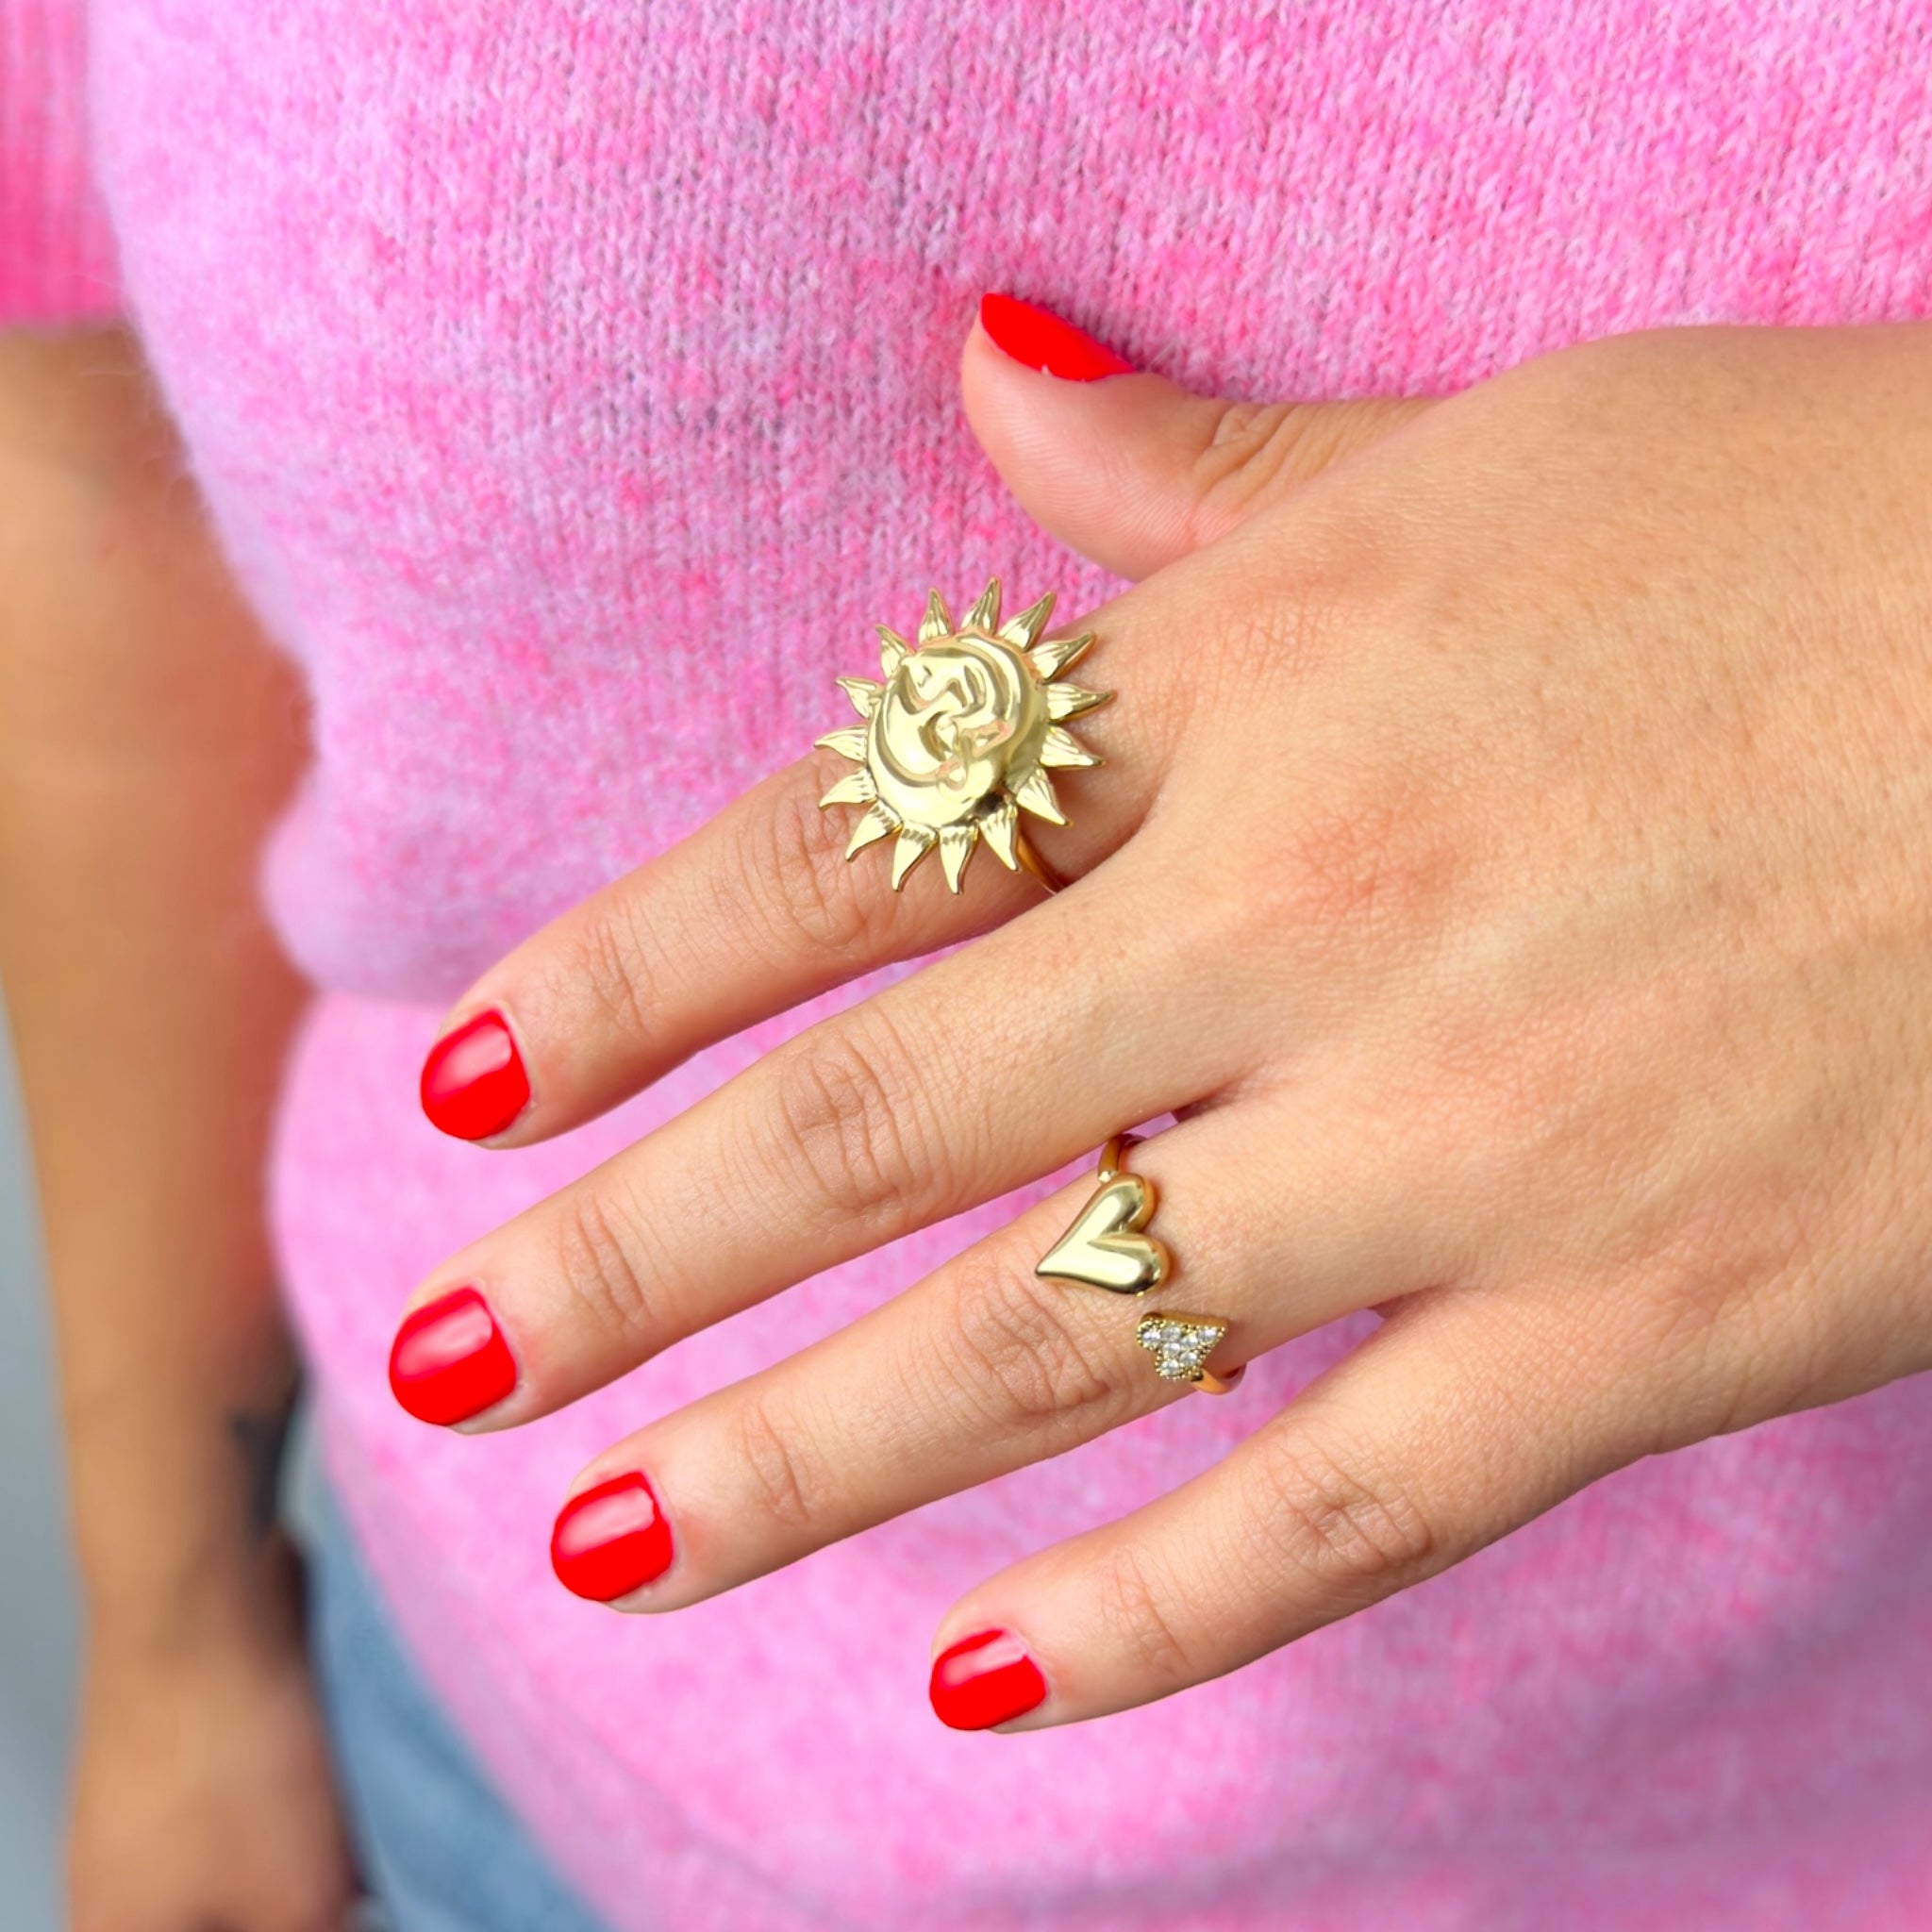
[69,1546,358,1932]
[391,314,1932,1729]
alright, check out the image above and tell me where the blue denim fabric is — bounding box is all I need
[308,1484,613,1932]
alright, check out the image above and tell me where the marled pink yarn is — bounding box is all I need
[0,0,115,319]
[11,3,1932,1924]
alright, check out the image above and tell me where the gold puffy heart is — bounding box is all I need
[1034,1174,1171,1296]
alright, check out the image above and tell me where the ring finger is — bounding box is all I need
[543,1091,1446,1610]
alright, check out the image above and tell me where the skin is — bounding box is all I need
[405,318,1932,1727]
[10,308,1929,1926]
[0,331,352,1929]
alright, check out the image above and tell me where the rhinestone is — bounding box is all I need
[1136,1314,1226,1383]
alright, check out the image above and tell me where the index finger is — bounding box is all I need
[419,581,1180,1145]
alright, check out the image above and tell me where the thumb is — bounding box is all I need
[965,293,1436,582]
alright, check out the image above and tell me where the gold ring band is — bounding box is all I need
[1012,831,1066,895]
[1035,1135,1245,1397]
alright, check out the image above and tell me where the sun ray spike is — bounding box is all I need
[845,802,897,858]
[981,799,1021,870]
[1000,592,1056,649]
[1047,681,1109,722]
[815,724,869,762]
[1013,766,1067,824]
[837,675,883,716]
[1031,631,1095,680]
[918,590,954,643]
[876,625,909,676]
[890,824,938,889]
[1040,725,1101,770]
[939,823,977,893]
[965,579,1002,632]
[819,768,875,809]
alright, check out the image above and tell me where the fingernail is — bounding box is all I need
[978,292,1134,381]
[551,1473,675,1601]
[388,1287,518,1425]
[929,1628,1047,1730]
[420,1009,530,1141]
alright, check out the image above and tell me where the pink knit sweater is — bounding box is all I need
[11,2,1932,1924]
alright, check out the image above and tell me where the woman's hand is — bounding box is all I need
[391,313,1932,1728]
[69,1551,357,1932]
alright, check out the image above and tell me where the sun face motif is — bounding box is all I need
[816,580,1109,892]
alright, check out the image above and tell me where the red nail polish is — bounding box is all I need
[979,292,1134,382]
[551,1473,675,1600]
[929,1628,1047,1730]
[388,1287,518,1424]
[421,1009,530,1141]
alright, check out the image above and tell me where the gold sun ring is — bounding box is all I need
[814,579,1109,894]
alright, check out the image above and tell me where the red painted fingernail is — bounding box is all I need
[421,1009,530,1141]
[551,1473,675,1601]
[929,1628,1047,1730]
[978,292,1134,381]
[388,1287,518,1425]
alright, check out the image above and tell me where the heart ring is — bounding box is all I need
[1035,1136,1244,1396]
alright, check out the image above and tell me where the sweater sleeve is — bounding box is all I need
[1,0,119,323]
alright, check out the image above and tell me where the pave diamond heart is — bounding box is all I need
[1135,1314,1228,1384]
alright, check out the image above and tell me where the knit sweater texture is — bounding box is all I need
[9,2,1932,1925]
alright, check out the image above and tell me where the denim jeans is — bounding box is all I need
[308,1483,613,1932]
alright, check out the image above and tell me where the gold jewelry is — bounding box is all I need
[815,580,1108,894]
[1035,1135,1170,1295]
[1135,1313,1241,1393]
[1036,1137,1244,1395]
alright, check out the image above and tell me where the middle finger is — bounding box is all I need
[388,858,1239,1429]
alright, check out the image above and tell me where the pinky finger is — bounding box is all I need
[928,1287,1660,1731]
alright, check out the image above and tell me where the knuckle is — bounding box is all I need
[943,1243,1128,1438]
[551,1183,665,1357]
[1091,1537,1200,1689]
[769,1014,938,1228]
[1248,1425,1439,1600]
[1186,401,1311,535]
[1619,1193,1829,1442]
[740,766,897,962]
[566,892,660,1044]
[730,1390,835,1535]
[1184,399,1419,550]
